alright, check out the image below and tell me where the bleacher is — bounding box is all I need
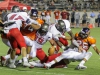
[15,0,100,11]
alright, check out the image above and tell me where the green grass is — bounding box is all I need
[0,28,100,75]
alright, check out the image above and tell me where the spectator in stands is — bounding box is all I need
[81,10,88,27]
[70,9,75,28]
[54,9,60,23]
[66,10,70,20]
[97,11,100,27]
[41,10,46,22]
[74,10,80,28]
[90,11,96,28]
[22,7,28,13]
[0,9,2,20]
[45,9,51,24]
[1,9,8,22]
[61,9,69,20]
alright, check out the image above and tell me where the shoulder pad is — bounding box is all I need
[87,36,96,44]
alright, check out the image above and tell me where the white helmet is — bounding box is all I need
[23,7,27,10]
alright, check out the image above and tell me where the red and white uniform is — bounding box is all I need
[49,20,71,46]
[30,31,52,63]
[4,12,38,49]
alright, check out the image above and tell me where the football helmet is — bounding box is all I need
[55,20,66,33]
[79,27,90,39]
[30,9,38,17]
[38,23,49,36]
[11,5,20,13]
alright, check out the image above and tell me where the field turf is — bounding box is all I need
[0,27,100,75]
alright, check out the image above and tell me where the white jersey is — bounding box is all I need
[33,31,52,48]
[62,19,71,32]
[30,31,52,58]
[49,23,64,40]
[4,12,38,33]
[49,20,71,40]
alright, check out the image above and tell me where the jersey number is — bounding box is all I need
[9,14,24,20]
[36,35,44,44]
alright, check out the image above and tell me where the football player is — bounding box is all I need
[29,23,68,68]
[2,5,41,68]
[44,27,100,70]
[28,23,56,63]
[20,9,44,59]
[0,7,44,67]
[49,20,82,52]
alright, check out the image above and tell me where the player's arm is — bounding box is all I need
[53,34,66,50]
[31,23,41,30]
[31,18,44,30]
[55,39,65,50]
[67,30,74,40]
[49,39,57,47]
[65,36,71,40]
[89,37,100,55]
[29,19,41,30]
[93,46,100,55]
[68,30,80,47]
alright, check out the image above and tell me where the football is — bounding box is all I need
[48,46,56,56]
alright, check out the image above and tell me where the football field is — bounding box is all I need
[0,28,100,75]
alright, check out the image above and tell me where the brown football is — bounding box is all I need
[48,46,56,56]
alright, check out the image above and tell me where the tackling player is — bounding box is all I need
[2,5,41,68]
[49,20,82,52]
[44,27,100,70]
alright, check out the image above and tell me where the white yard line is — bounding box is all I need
[0,67,65,75]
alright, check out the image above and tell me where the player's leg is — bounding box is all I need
[1,48,20,66]
[75,52,92,70]
[44,51,68,69]
[8,28,31,67]
[29,48,48,67]
[23,36,33,58]
[36,48,48,63]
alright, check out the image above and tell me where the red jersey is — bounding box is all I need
[54,11,60,19]
[61,12,67,19]
[61,12,70,20]
[45,11,51,16]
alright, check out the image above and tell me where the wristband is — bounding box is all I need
[54,46,57,48]
[61,46,65,50]
[62,35,65,38]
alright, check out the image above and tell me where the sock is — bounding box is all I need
[23,57,28,63]
[15,55,18,60]
[79,60,85,66]
[34,62,44,67]
[49,60,56,65]
[55,56,63,62]
[10,58,15,64]
[18,59,22,63]
[4,54,10,60]
[27,54,29,58]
